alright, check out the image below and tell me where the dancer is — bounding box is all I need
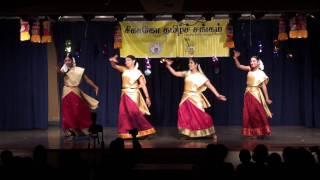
[233,50,272,137]
[164,58,226,140]
[58,53,99,136]
[109,55,156,139]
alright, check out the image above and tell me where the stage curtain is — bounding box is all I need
[0,19,48,129]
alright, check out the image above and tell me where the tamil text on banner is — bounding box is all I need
[119,19,230,58]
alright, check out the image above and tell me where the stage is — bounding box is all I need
[1,125,320,151]
[1,125,320,167]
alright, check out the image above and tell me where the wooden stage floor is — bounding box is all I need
[1,126,320,151]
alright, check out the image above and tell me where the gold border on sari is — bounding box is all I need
[178,126,215,138]
[119,128,156,139]
[242,126,271,136]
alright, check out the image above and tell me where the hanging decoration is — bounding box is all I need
[65,40,72,54]
[144,57,152,76]
[20,19,30,41]
[212,56,219,63]
[278,16,288,41]
[273,40,280,56]
[31,20,41,43]
[41,20,52,43]
[286,45,294,60]
[296,14,308,38]
[113,24,122,49]
[102,43,108,56]
[212,56,220,74]
[286,52,293,60]
[74,43,81,59]
[258,41,263,54]
[224,22,235,48]
[290,14,308,39]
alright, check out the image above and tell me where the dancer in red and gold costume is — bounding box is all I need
[233,50,272,138]
[58,53,99,136]
[109,55,156,139]
[164,58,226,141]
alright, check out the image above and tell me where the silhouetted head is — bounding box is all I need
[109,138,125,152]
[0,150,13,166]
[282,146,294,164]
[215,144,229,162]
[267,153,282,167]
[33,145,47,165]
[239,149,251,163]
[206,143,229,162]
[252,144,269,163]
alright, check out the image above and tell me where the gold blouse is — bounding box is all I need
[245,69,272,118]
[121,68,150,115]
[180,71,210,111]
[64,66,85,87]
[246,69,269,87]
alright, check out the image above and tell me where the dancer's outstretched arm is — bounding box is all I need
[233,50,250,71]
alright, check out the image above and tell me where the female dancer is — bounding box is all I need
[58,53,99,136]
[109,55,156,139]
[164,58,226,140]
[233,50,272,137]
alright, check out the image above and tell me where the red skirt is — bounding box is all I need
[178,99,215,137]
[118,94,155,139]
[62,92,92,129]
[242,92,271,136]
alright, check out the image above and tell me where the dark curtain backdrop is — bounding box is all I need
[0,20,48,129]
[1,18,319,130]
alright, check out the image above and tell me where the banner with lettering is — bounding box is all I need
[119,19,229,58]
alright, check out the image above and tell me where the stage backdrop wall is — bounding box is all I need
[52,20,320,128]
[1,19,319,130]
[0,20,48,129]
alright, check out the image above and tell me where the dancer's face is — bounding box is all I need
[125,57,135,68]
[250,57,259,69]
[64,57,73,68]
[188,59,198,71]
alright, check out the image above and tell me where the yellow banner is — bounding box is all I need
[120,20,229,58]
